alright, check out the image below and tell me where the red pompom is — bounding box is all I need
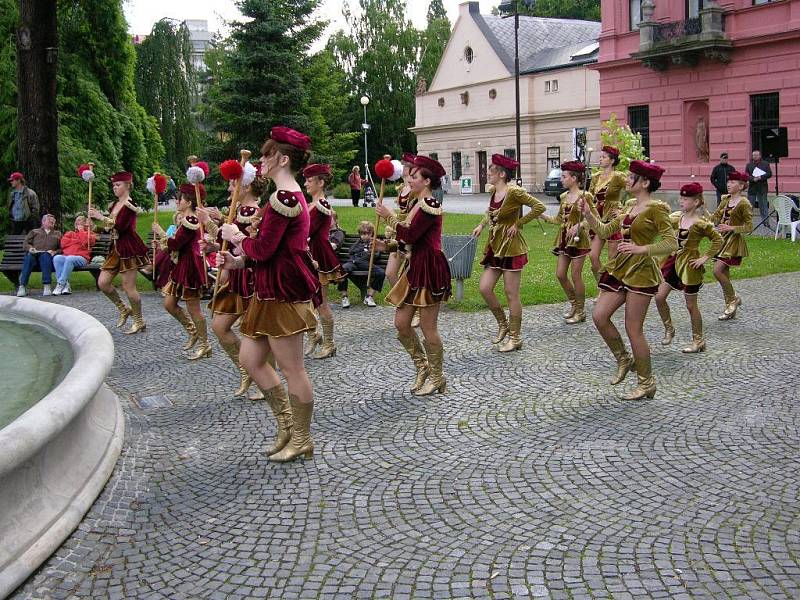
[196,161,210,177]
[77,163,91,177]
[375,159,394,180]
[220,159,244,181]
[154,173,168,194]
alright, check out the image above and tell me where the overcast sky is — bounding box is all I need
[124,0,498,45]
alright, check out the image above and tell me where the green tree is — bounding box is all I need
[598,113,647,174]
[417,0,451,91]
[329,0,422,169]
[517,0,600,21]
[135,18,197,175]
[201,0,325,161]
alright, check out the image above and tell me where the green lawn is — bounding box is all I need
[3,206,798,311]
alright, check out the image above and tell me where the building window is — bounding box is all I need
[438,97,445,107]
[489,88,497,99]
[451,152,463,180]
[552,80,558,92]
[464,46,474,64]
[545,81,551,93]
[630,0,642,30]
[753,0,777,4]
[750,92,779,152]
[503,148,516,160]
[686,0,705,18]
[460,91,470,105]
[429,152,438,162]
[628,105,651,158]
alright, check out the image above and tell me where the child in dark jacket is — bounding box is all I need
[338,220,385,307]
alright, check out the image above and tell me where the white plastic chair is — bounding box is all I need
[771,195,800,241]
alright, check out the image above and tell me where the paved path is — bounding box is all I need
[10,273,800,599]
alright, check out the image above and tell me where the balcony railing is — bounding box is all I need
[652,17,702,43]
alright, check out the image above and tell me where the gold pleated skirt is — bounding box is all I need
[240,297,317,338]
[102,248,150,274]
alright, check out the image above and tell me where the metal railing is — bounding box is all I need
[653,17,702,42]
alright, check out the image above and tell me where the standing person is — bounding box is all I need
[709,152,735,206]
[653,183,723,353]
[152,184,210,360]
[89,172,150,334]
[202,171,274,399]
[745,150,772,225]
[711,171,752,320]
[471,154,545,351]
[544,161,594,325]
[15,213,61,297]
[376,155,451,396]
[348,166,363,208]
[588,146,626,282]
[303,163,346,360]
[385,153,417,287]
[579,160,677,400]
[53,215,96,295]
[219,126,320,463]
[7,172,40,235]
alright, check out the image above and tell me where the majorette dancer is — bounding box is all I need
[587,146,627,281]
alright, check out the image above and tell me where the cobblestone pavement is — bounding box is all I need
[9,272,800,599]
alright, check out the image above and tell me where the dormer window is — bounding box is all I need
[464,46,474,64]
[460,91,470,105]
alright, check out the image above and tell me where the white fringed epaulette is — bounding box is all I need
[182,214,201,230]
[270,190,302,218]
[236,205,260,224]
[314,199,332,217]
[122,198,144,214]
[418,196,443,216]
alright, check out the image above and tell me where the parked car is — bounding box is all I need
[543,168,592,197]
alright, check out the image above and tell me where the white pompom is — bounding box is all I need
[146,176,157,194]
[186,166,205,184]
[390,160,403,181]
[242,162,257,187]
[81,170,95,183]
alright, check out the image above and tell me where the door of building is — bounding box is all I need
[477,151,487,193]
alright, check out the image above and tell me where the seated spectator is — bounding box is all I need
[338,220,385,307]
[329,210,345,251]
[53,215,97,295]
[17,213,61,297]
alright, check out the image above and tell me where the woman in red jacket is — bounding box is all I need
[89,171,150,334]
[152,183,210,360]
[219,126,320,463]
[53,215,97,295]
[376,155,451,396]
[303,163,345,359]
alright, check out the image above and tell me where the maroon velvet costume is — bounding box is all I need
[102,201,150,273]
[308,199,344,284]
[164,215,206,299]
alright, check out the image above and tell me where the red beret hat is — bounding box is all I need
[302,163,332,178]
[560,160,586,173]
[270,126,311,151]
[110,171,133,183]
[629,160,665,181]
[492,153,520,171]
[7,171,23,182]
[601,145,620,157]
[728,170,748,182]
[680,182,704,196]
[180,182,206,201]
[401,152,417,164]
[412,155,446,178]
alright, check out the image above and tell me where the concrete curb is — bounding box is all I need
[0,297,123,599]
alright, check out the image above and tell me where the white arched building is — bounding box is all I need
[412,1,601,194]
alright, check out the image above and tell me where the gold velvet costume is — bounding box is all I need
[711,195,752,262]
[478,185,546,262]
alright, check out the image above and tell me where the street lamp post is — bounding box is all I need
[360,95,371,182]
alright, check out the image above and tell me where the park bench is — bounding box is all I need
[1,233,113,290]
[335,233,389,299]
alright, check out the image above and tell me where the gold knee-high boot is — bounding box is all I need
[656,301,674,345]
[188,314,211,359]
[270,394,313,462]
[175,309,198,350]
[398,332,430,392]
[718,280,740,320]
[262,384,294,456]
[313,315,336,359]
[415,341,446,396]
[562,288,577,319]
[304,315,322,357]
[498,315,523,352]
[124,297,146,334]
[104,289,131,328]
[220,338,251,397]
[682,312,706,353]
[565,292,586,324]
[606,336,634,385]
[622,355,657,400]
[489,306,509,344]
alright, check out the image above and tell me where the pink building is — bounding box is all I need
[595,0,800,193]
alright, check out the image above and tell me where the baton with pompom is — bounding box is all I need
[366,159,401,291]
[77,163,96,248]
[210,150,252,314]
[186,159,210,286]
[146,173,168,282]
